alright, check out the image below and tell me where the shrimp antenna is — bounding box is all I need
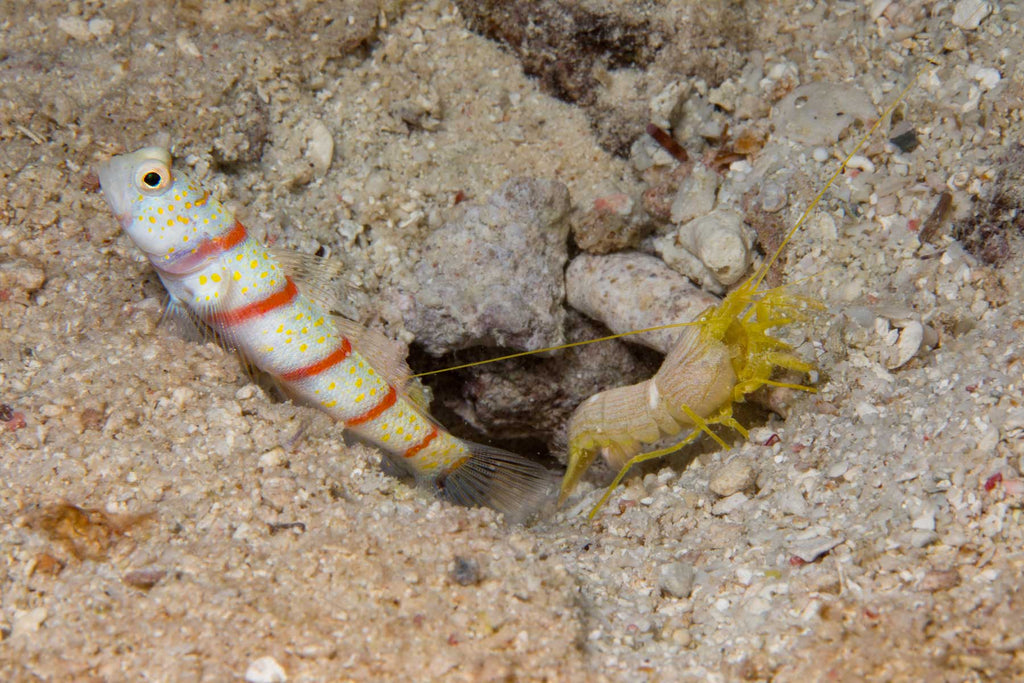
[413,71,921,379]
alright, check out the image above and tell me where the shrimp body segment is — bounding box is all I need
[560,276,820,514]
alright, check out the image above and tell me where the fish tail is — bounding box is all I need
[434,440,555,521]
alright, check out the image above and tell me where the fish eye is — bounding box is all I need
[135,161,171,194]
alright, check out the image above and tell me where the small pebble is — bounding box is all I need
[306,120,334,175]
[889,128,919,153]
[951,0,991,30]
[973,67,1001,91]
[450,556,481,586]
[711,492,748,516]
[658,562,695,598]
[11,607,47,638]
[670,164,718,225]
[789,535,843,563]
[918,568,960,592]
[123,567,167,590]
[245,656,287,683]
[259,447,287,468]
[911,508,936,531]
[709,459,756,497]
[890,321,925,369]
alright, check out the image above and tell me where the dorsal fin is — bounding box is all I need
[270,248,363,317]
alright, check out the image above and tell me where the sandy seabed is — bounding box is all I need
[2,1,1023,681]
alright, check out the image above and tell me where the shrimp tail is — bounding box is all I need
[434,440,555,521]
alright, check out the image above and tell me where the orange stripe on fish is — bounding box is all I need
[403,426,438,459]
[346,385,397,427]
[196,219,247,260]
[280,338,352,381]
[207,277,298,326]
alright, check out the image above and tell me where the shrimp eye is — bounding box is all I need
[135,161,171,194]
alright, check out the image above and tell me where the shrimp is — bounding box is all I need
[559,77,919,517]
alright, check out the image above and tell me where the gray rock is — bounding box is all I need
[402,178,571,355]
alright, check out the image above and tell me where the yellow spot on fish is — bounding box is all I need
[260,272,267,279]
[167,219,175,227]
[317,336,325,344]
[381,434,390,442]
[182,235,189,242]
[314,318,323,327]
[324,400,337,408]
[211,273,221,283]
[236,254,244,261]
[269,279,276,286]
[301,327,308,334]
[349,367,356,374]
[233,271,242,281]
[157,207,164,215]
[328,382,336,390]
[299,343,308,352]
[355,393,365,403]
[168,204,175,212]
[178,215,188,224]
[242,287,249,294]
[355,378,363,388]
[149,216,156,224]
[276,324,284,333]
[198,275,208,285]
[250,260,259,269]
[370,387,377,397]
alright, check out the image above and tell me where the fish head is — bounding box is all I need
[97,147,213,267]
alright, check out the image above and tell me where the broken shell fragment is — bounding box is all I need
[653,209,755,288]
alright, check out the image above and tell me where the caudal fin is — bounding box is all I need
[435,440,555,521]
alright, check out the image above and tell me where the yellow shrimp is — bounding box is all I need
[559,76,920,518]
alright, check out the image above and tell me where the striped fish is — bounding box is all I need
[97,146,551,518]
